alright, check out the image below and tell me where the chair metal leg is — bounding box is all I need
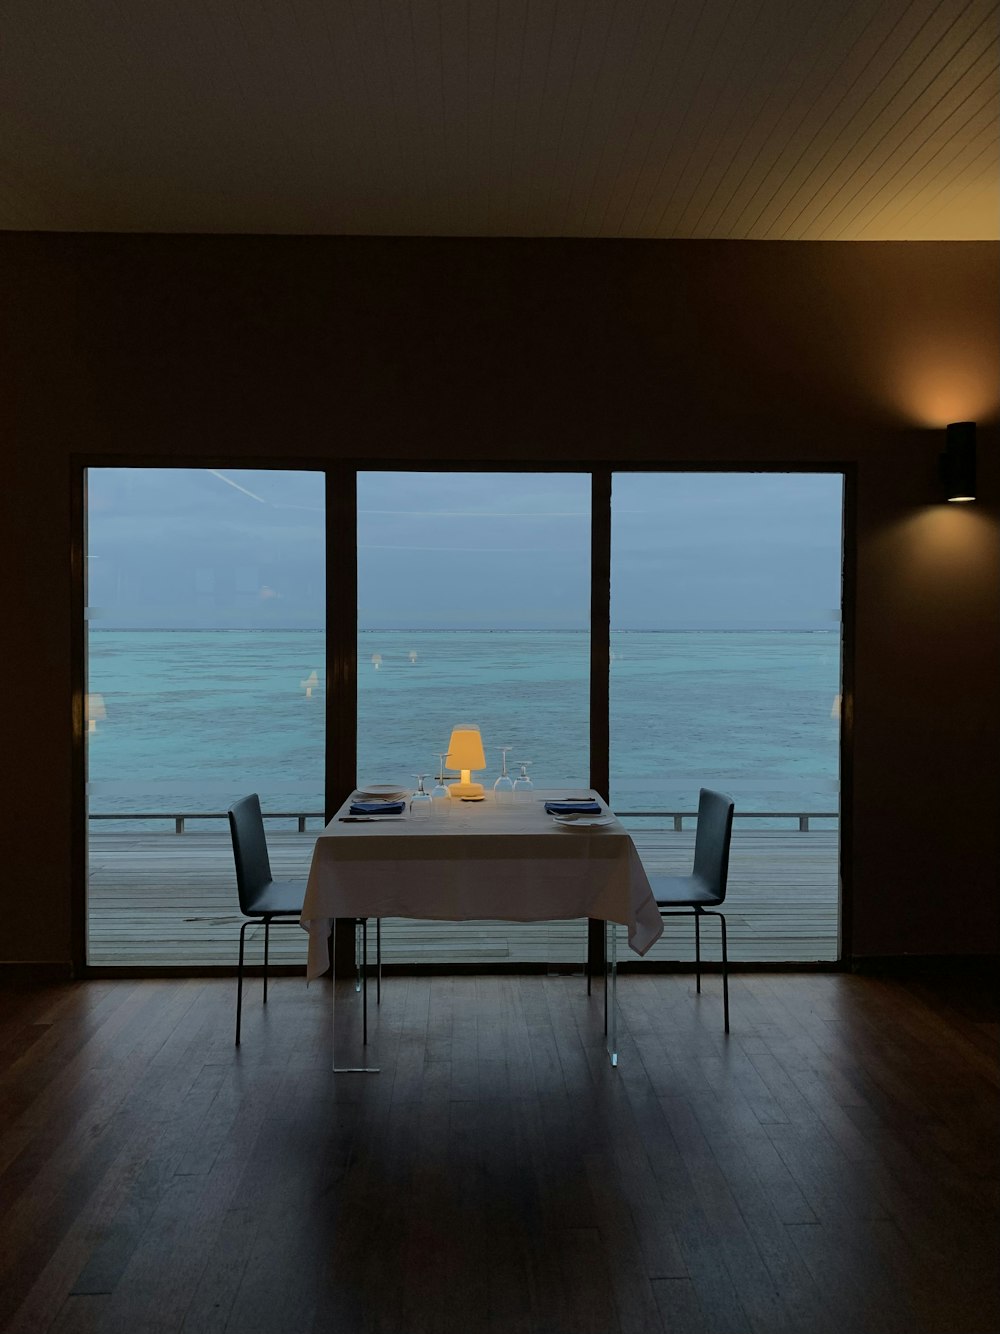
[263,919,270,1004]
[694,910,702,992]
[236,920,250,1046]
[355,919,362,992]
[376,918,382,1005]
[719,911,729,1034]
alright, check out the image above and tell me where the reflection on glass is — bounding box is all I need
[86,693,107,733]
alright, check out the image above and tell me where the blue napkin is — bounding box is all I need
[349,800,406,815]
[544,800,602,815]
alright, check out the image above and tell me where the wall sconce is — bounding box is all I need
[941,421,976,503]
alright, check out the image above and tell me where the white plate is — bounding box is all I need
[551,812,616,828]
[356,784,408,800]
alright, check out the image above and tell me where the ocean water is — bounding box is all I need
[87,628,840,827]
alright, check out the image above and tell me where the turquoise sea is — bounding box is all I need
[87,628,841,827]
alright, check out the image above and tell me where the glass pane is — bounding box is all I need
[357,471,590,965]
[610,472,842,961]
[86,468,325,965]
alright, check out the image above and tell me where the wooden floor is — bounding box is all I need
[0,970,996,1333]
[87,827,839,967]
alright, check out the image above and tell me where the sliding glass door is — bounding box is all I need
[85,468,325,965]
[356,471,591,964]
[610,472,843,961]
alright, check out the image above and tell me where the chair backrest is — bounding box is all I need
[692,787,735,903]
[228,794,273,913]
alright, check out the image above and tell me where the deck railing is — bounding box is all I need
[618,810,838,832]
[89,809,839,834]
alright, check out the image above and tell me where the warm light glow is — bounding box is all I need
[884,334,1000,425]
[947,496,975,504]
[445,725,487,797]
[880,507,995,603]
[86,693,107,733]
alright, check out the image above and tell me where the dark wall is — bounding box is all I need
[2,235,997,967]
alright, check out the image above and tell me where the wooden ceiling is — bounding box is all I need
[2,0,997,238]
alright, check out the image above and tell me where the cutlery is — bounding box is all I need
[339,816,407,822]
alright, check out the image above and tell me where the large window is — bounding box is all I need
[85,468,325,965]
[357,471,591,964]
[610,472,843,961]
[79,464,845,970]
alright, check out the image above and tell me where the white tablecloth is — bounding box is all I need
[300,790,663,979]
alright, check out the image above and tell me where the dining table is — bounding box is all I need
[300,788,664,1070]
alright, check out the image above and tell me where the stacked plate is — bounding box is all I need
[551,812,616,829]
[355,783,409,801]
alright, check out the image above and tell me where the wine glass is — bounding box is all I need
[410,774,433,818]
[493,746,514,804]
[512,761,533,802]
[431,754,451,811]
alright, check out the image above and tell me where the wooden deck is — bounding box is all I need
[87,825,839,966]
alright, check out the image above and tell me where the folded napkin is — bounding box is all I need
[544,800,602,815]
[349,800,406,815]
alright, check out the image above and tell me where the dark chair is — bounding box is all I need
[227,794,382,1046]
[645,787,735,1033]
[228,793,307,1045]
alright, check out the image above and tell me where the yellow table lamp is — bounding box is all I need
[445,725,487,798]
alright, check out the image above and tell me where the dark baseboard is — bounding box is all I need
[81,964,308,980]
[0,961,75,985]
[71,959,848,980]
[850,954,1000,979]
[82,961,846,980]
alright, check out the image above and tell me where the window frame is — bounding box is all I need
[71,456,854,975]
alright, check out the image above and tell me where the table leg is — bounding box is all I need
[605,919,618,1068]
[332,917,381,1074]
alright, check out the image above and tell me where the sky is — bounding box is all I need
[86,468,843,630]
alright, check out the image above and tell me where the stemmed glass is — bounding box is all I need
[431,754,451,811]
[512,761,533,802]
[493,746,514,804]
[410,774,433,818]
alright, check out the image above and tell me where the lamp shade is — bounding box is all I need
[445,726,486,772]
[86,693,107,723]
